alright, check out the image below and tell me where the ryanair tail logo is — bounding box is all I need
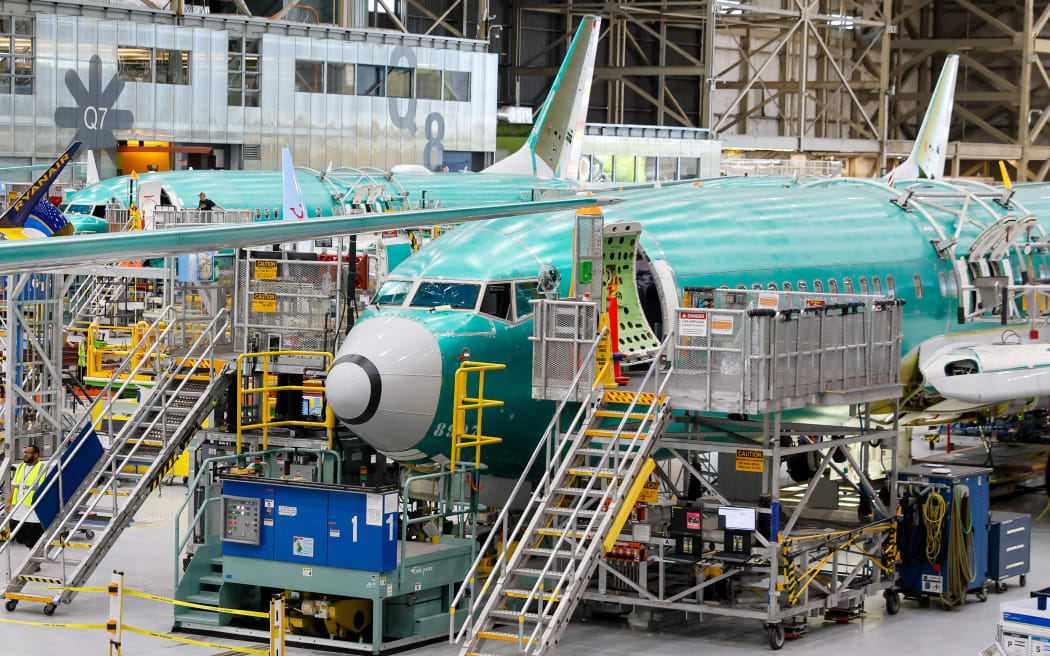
[0,141,81,231]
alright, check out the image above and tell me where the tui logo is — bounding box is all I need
[54,55,134,150]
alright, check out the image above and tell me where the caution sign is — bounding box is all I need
[638,481,658,503]
[735,448,764,473]
[254,259,278,280]
[252,293,277,313]
[678,310,708,337]
[757,292,778,308]
[711,315,735,335]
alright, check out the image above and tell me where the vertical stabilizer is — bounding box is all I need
[85,150,100,185]
[281,147,312,251]
[887,54,959,183]
[483,15,601,180]
[0,141,80,237]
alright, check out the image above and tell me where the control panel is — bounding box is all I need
[222,495,262,545]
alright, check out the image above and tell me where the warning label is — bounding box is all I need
[252,292,277,313]
[638,481,659,503]
[735,448,764,473]
[254,259,278,280]
[711,315,735,335]
[921,574,943,594]
[293,536,314,558]
[757,293,778,308]
[678,310,708,337]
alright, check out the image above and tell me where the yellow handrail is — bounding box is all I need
[236,350,335,453]
[451,361,505,472]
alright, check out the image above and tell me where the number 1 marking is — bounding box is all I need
[351,515,358,542]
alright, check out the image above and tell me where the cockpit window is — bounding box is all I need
[67,204,95,215]
[480,283,512,320]
[514,281,541,320]
[374,279,412,306]
[411,282,480,309]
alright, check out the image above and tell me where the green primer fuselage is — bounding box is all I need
[356,179,1050,477]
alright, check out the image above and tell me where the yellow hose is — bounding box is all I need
[924,493,946,564]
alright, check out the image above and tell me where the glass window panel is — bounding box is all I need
[410,281,480,309]
[479,283,512,320]
[228,37,243,54]
[514,281,541,319]
[118,46,152,83]
[227,89,242,105]
[0,37,10,55]
[658,157,677,181]
[244,73,260,90]
[175,50,190,84]
[155,49,171,84]
[614,156,636,183]
[0,18,10,34]
[294,59,323,93]
[13,17,31,36]
[325,62,353,95]
[244,37,260,54]
[417,68,441,99]
[244,54,260,73]
[643,156,656,182]
[228,72,242,89]
[356,64,383,96]
[443,70,469,101]
[0,57,10,74]
[13,56,30,76]
[386,66,412,98]
[14,76,31,95]
[244,90,260,107]
[374,279,412,306]
[12,37,30,56]
[0,77,10,95]
[681,158,699,178]
[227,54,242,72]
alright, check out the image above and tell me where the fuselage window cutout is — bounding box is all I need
[479,282,512,321]
[873,276,883,294]
[797,281,807,292]
[859,277,869,294]
[767,282,777,291]
[782,281,793,291]
[813,280,824,293]
[886,274,896,298]
[828,279,839,294]
[736,284,746,290]
[752,283,762,290]
[912,273,923,299]
[842,278,854,294]
[937,271,948,297]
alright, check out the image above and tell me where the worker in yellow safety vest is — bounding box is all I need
[4,444,45,547]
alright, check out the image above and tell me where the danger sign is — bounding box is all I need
[735,448,764,472]
[679,310,708,337]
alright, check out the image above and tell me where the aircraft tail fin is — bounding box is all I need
[887,54,959,184]
[0,141,80,237]
[483,15,601,180]
[85,150,100,185]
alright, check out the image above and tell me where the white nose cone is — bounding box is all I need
[327,316,442,459]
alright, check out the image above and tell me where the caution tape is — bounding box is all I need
[122,624,269,654]
[42,585,269,618]
[0,617,107,629]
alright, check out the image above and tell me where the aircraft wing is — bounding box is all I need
[0,196,609,273]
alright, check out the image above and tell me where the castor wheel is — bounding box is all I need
[977,587,989,603]
[885,590,901,615]
[84,531,95,540]
[768,623,785,651]
[5,599,17,612]
[1021,574,1027,587]
[996,581,1008,593]
[43,603,56,616]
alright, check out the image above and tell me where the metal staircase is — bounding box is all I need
[65,274,127,329]
[451,329,674,656]
[1,307,231,615]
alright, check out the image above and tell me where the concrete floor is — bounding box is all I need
[3,434,1047,655]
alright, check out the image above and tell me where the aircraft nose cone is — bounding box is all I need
[327,316,442,459]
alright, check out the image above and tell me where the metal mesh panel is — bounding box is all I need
[531,299,597,401]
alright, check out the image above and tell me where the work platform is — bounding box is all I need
[453,286,906,654]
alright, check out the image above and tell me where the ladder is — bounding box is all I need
[1,308,231,614]
[452,331,675,656]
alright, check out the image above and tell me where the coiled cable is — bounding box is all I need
[924,492,946,564]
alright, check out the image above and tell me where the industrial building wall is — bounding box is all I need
[0,3,496,177]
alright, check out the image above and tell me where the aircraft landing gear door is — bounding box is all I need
[602,222,661,364]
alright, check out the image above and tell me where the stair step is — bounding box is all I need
[32,556,83,566]
[553,487,604,497]
[513,567,565,580]
[584,429,648,439]
[523,547,575,558]
[504,588,561,602]
[199,575,227,586]
[536,528,594,539]
[476,630,536,644]
[602,390,666,406]
[175,609,224,626]
[489,609,541,622]
[187,591,221,605]
[574,447,620,457]
[567,467,619,478]
[545,507,597,518]
[594,410,651,420]
[209,557,224,568]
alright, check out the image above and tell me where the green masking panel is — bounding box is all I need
[603,226,659,362]
[579,260,593,284]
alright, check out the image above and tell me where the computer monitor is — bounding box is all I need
[718,506,756,532]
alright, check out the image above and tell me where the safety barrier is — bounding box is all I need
[450,361,505,472]
[1,570,286,656]
[235,350,335,452]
